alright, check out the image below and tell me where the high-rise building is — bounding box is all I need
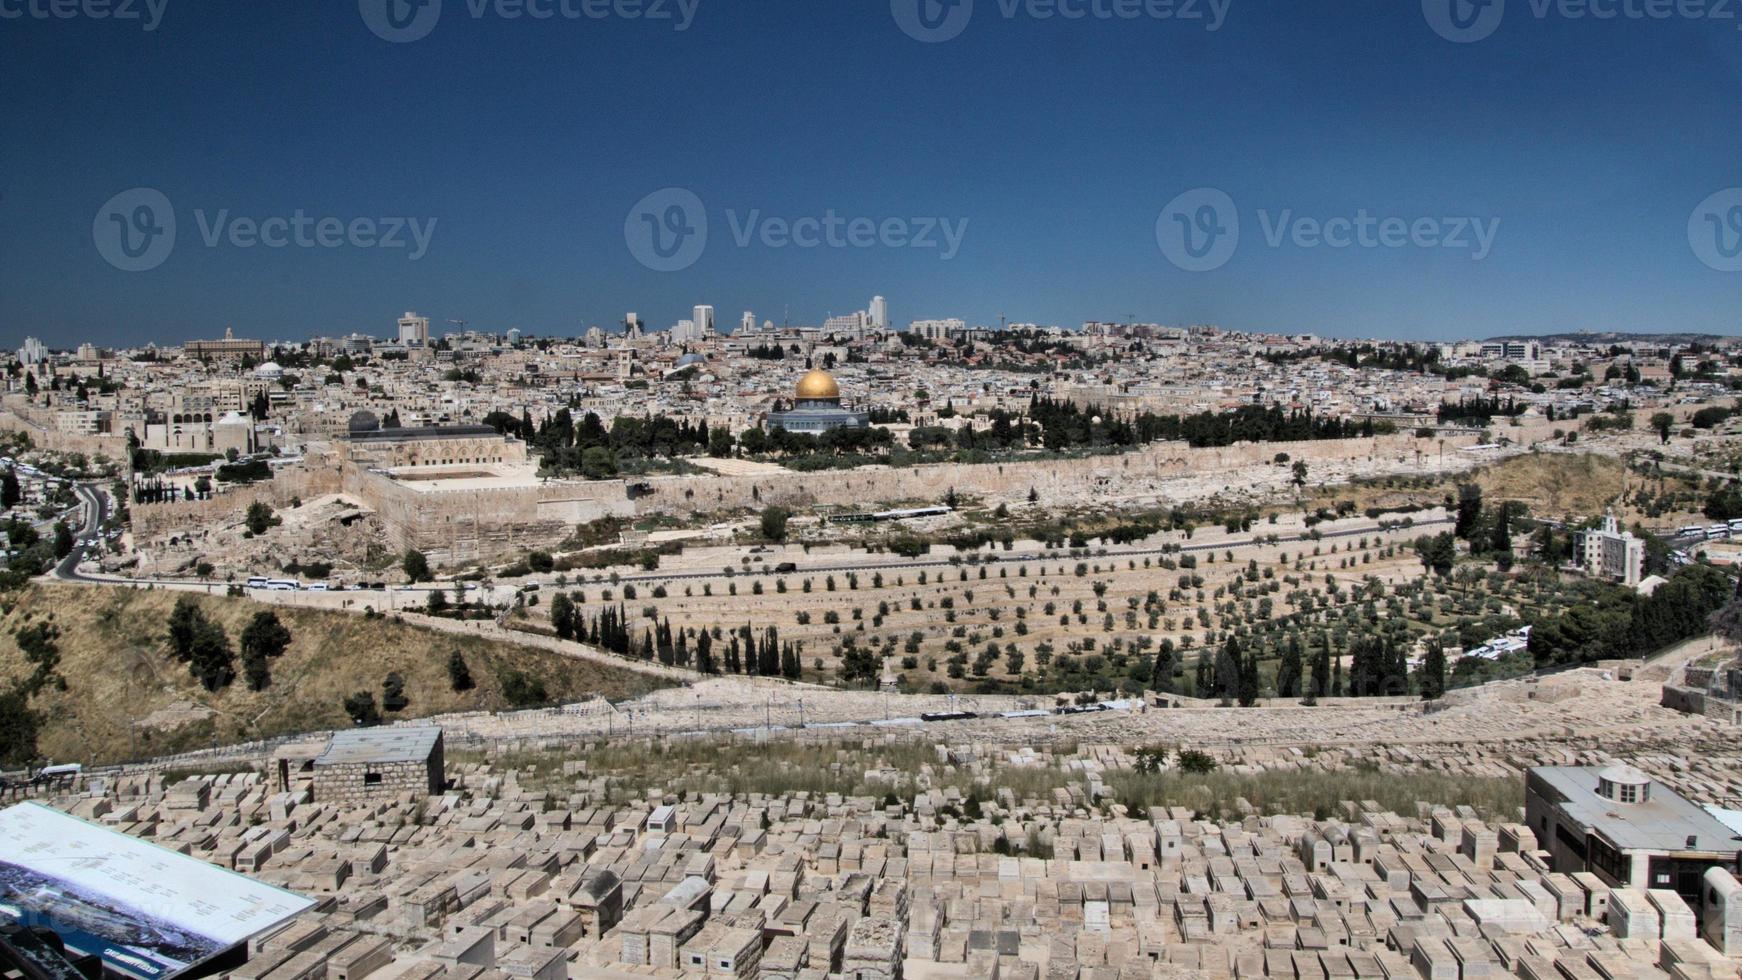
[397,312,430,346]
[693,305,715,339]
[17,337,47,365]
[740,311,757,334]
[870,296,888,331]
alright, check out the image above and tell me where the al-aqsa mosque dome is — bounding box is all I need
[765,369,870,434]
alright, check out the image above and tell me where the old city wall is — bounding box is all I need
[133,463,342,541]
[344,466,635,566]
[632,433,1474,517]
[0,404,128,459]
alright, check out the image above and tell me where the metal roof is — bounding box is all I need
[315,726,442,767]
[1533,766,1742,856]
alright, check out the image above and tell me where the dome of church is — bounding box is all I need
[795,370,840,400]
[347,410,381,434]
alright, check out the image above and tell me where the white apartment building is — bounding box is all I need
[1575,511,1645,588]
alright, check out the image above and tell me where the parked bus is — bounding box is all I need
[246,576,269,589]
[265,579,299,591]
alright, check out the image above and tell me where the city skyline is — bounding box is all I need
[3,2,1740,347]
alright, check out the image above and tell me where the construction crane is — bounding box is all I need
[447,318,468,334]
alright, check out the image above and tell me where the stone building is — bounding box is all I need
[1526,765,1742,916]
[310,727,444,803]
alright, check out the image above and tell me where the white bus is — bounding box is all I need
[246,576,269,589]
[265,579,299,591]
[1678,526,1709,540]
[1708,525,1731,540]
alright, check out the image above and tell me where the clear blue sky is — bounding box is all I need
[2,0,1740,348]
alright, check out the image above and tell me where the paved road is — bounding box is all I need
[53,481,109,581]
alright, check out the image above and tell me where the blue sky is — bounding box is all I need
[2,0,1740,348]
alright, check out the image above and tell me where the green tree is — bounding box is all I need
[238,611,291,691]
[188,619,236,692]
[1,468,20,510]
[1213,637,1241,704]
[760,506,791,543]
[580,446,618,479]
[382,671,409,712]
[1420,640,1448,700]
[447,650,475,691]
[244,501,277,536]
[52,521,74,560]
[498,669,548,707]
[402,549,431,583]
[550,592,576,640]
[1275,635,1303,699]
[1651,412,1675,444]
[343,691,381,726]
[0,686,41,767]
[1454,484,1484,540]
[167,596,203,662]
[1150,642,1176,694]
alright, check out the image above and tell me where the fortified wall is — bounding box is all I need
[630,432,1474,518]
[128,432,1476,567]
[341,467,635,566]
[131,459,342,540]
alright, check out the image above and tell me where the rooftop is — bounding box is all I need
[1532,765,1742,855]
[314,726,442,767]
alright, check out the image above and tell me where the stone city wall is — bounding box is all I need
[133,463,342,541]
[631,433,1475,517]
[0,402,128,459]
[344,466,635,566]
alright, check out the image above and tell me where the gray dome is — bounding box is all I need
[347,410,381,434]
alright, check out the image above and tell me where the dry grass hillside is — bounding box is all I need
[1311,452,1630,522]
[0,584,671,765]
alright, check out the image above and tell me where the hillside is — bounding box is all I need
[0,584,672,765]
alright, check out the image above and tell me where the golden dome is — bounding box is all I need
[795,369,841,400]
